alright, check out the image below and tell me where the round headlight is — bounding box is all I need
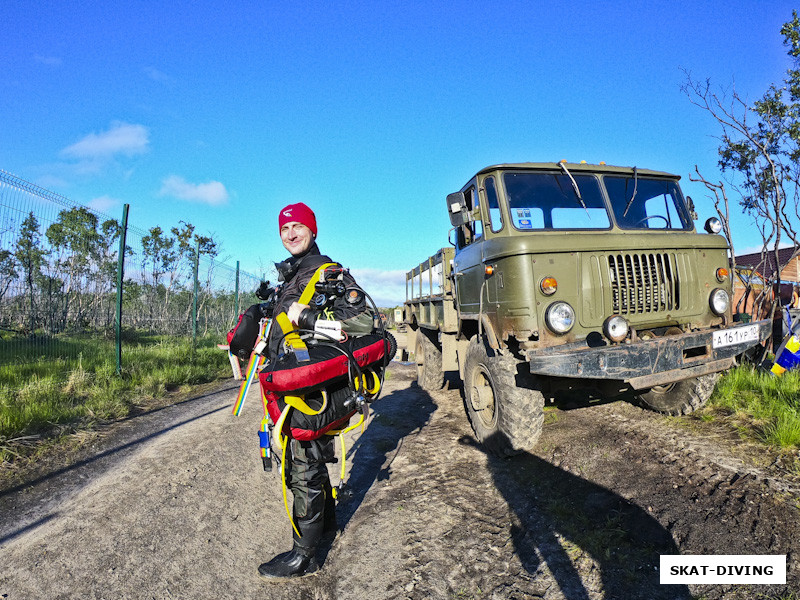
[603,315,629,343]
[545,302,575,334]
[709,288,730,315]
[704,217,722,234]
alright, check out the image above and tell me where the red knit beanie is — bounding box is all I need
[278,203,317,236]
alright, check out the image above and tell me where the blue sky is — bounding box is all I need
[1,1,796,306]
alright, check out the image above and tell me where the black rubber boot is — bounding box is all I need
[257,543,318,579]
[322,481,338,541]
[322,520,338,541]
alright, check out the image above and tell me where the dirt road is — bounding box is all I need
[1,359,798,599]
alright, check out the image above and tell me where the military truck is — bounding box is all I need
[404,162,771,456]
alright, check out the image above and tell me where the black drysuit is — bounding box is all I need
[266,243,370,553]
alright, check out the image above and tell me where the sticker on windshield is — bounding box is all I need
[518,219,533,229]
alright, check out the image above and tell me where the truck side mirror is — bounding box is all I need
[686,195,698,220]
[446,191,473,227]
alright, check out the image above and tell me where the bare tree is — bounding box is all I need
[682,10,800,323]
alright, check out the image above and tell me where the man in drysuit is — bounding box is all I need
[256,202,373,579]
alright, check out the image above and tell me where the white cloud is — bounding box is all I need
[87,195,121,214]
[34,54,62,66]
[60,122,150,160]
[34,173,70,190]
[143,66,174,84]
[350,268,407,307]
[159,175,229,206]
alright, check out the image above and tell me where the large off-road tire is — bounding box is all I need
[463,336,545,457]
[635,373,718,416]
[415,329,444,391]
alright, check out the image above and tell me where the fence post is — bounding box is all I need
[192,239,200,353]
[115,204,130,375]
[235,260,240,318]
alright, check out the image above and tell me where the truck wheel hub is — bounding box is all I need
[470,369,496,423]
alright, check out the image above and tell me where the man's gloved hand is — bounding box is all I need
[287,302,308,326]
[287,302,317,330]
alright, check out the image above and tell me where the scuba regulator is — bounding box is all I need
[295,266,363,342]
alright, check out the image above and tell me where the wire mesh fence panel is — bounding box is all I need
[0,169,265,371]
[0,171,122,369]
[118,221,265,338]
[195,261,263,338]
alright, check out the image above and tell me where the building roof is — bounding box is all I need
[736,246,800,282]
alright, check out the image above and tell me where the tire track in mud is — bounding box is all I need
[520,399,800,599]
[329,364,799,600]
[340,369,551,600]
[593,403,800,555]
[614,405,800,599]
[1,363,798,600]
[328,366,615,600]
[385,409,540,600]
[376,387,656,600]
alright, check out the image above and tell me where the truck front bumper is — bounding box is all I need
[526,320,771,390]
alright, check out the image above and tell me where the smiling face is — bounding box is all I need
[280,221,315,256]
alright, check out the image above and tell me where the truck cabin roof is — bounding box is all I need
[469,162,678,187]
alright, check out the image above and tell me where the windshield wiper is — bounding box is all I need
[622,166,639,217]
[559,162,590,218]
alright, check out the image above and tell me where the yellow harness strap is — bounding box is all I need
[353,368,381,396]
[275,312,307,356]
[285,390,328,416]
[273,262,338,349]
[328,409,368,499]
[270,402,302,538]
[299,262,337,304]
[270,261,376,537]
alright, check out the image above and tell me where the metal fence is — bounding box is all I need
[0,169,266,368]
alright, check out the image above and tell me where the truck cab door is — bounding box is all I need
[453,184,485,316]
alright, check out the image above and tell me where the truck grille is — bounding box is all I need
[608,253,679,314]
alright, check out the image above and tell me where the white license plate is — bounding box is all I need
[712,324,759,349]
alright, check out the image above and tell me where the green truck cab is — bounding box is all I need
[404,162,771,456]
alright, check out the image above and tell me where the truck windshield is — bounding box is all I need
[604,176,691,230]
[503,172,610,230]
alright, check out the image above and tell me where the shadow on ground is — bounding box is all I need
[333,378,438,533]
[466,430,692,599]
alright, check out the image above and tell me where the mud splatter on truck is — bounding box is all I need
[404,162,771,456]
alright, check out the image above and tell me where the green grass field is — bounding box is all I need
[2,334,799,467]
[0,334,231,463]
[706,365,800,449]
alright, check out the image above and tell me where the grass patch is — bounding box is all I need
[707,365,800,450]
[0,335,231,464]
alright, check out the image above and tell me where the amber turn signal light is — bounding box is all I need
[540,277,557,295]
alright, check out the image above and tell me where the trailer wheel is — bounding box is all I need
[415,329,444,390]
[635,373,718,416]
[463,336,544,457]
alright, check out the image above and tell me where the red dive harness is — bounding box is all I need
[260,331,392,440]
[231,262,396,538]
